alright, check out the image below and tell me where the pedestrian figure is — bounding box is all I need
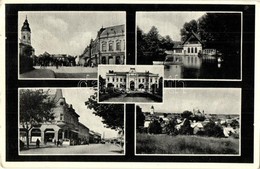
[36,139,40,148]
[57,140,60,147]
[55,60,59,69]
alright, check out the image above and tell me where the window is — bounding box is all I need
[150,78,152,82]
[116,41,121,51]
[188,48,190,53]
[116,78,118,82]
[142,79,144,83]
[120,78,122,82]
[102,42,107,52]
[23,35,25,39]
[107,78,109,82]
[112,78,114,82]
[109,42,113,51]
[195,47,197,53]
[191,47,194,53]
[139,79,141,83]
[60,114,63,121]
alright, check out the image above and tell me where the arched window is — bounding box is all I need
[109,42,113,51]
[116,41,121,51]
[102,42,107,52]
[191,47,194,53]
[188,48,190,53]
[195,47,197,53]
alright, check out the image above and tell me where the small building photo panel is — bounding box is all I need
[136,12,242,80]
[18,88,125,155]
[18,11,126,79]
[136,88,241,155]
[98,65,164,103]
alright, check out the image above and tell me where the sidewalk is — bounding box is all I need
[20,68,56,78]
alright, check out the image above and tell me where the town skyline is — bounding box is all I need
[18,12,126,56]
[138,88,241,115]
[137,12,205,41]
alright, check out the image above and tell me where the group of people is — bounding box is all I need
[35,138,63,148]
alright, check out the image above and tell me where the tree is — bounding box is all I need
[180,19,198,41]
[181,110,193,119]
[230,119,239,129]
[85,93,124,132]
[179,119,193,135]
[99,75,106,93]
[165,118,178,135]
[148,120,162,134]
[137,26,148,64]
[136,106,145,132]
[20,89,56,149]
[204,120,224,137]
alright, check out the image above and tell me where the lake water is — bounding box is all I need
[164,56,240,80]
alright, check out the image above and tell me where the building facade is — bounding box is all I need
[106,68,160,92]
[79,24,125,66]
[19,89,90,145]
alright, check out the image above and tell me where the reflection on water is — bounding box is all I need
[164,56,226,79]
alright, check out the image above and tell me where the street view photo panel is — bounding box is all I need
[19,88,125,155]
[137,12,242,80]
[18,11,126,79]
[98,65,164,103]
[136,88,241,155]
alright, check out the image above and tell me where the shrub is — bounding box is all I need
[148,120,162,134]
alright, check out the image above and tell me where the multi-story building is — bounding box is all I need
[79,24,125,66]
[78,122,90,144]
[19,89,91,145]
[105,68,160,92]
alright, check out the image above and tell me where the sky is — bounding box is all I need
[138,88,241,115]
[61,88,121,139]
[98,65,164,78]
[136,12,205,41]
[18,12,126,56]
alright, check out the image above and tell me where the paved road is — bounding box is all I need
[38,66,98,78]
[20,143,123,155]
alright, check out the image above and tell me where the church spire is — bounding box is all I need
[53,89,64,103]
[21,16,31,32]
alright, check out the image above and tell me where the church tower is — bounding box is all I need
[21,16,31,46]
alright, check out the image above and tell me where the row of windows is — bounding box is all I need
[107,77,157,83]
[101,40,125,52]
[187,47,201,54]
[138,78,156,83]
[107,77,126,83]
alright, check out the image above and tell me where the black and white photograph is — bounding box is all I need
[19,88,125,155]
[137,12,242,80]
[18,12,126,79]
[98,65,163,103]
[4,2,256,168]
[136,88,241,155]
